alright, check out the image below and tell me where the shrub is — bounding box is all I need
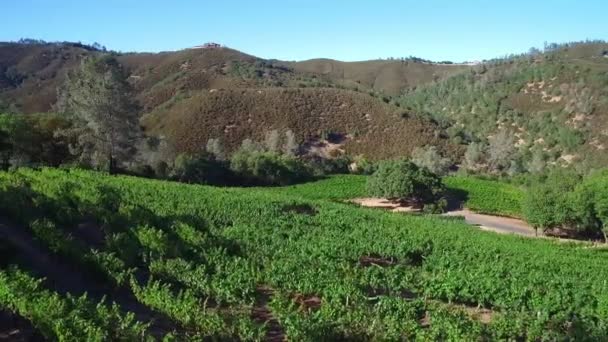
[367,159,445,206]
[230,149,311,186]
[350,155,376,175]
[572,171,608,241]
[411,146,452,176]
[522,170,580,231]
[171,153,234,185]
[305,155,351,176]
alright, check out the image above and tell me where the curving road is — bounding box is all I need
[443,209,539,237]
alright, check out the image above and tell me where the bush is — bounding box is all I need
[411,146,452,176]
[367,159,445,206]
[230,149,312,186]
[305,155,351,176]
[350,155,376,175]
[522,170,581,231]
[572,171,608,241]
[171,153,234,185]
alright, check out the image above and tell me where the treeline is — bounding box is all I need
[398,42,608,175]
[523,170,608,241]
[7,38,108,52]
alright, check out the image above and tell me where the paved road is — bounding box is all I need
[444,209,539,237]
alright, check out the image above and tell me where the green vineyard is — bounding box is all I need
[1,168,607,340]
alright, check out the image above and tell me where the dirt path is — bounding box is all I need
[251,286,285,342]
[0,218,174,337]
[351,198,419,213]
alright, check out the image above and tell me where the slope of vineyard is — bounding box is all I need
[1,168,607,340]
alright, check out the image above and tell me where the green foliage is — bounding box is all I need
[171,153,233,185]
[571,171,608,240]
[521,170,580,230]
[3,168,608,339]
[0,267,150,341]
[444,176,524,217]
[58,55,141,173]
[0,113,72,169]
[367,159,444,204]
[230,148,312,186]
[411,146,452,176]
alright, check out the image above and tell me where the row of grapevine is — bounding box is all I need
[0,168,606,340]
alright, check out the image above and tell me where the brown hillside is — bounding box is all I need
[142,87,460,160]
[285,59,469,95]
[0,42,462,160]
[0,43,96,112]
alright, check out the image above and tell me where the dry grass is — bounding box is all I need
[142,87,461,159]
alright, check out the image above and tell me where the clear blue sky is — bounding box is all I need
[3,0,607,62]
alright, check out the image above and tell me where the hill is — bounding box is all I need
[0,41,463,159]
[4,40,608,170]
[397,40,608,172]
[284,58,469,95]
[2,168,608,340]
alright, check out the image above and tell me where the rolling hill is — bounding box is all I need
[0,41,466,159]
[3,40,608,169]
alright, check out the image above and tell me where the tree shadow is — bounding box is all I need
[443,187,469,212]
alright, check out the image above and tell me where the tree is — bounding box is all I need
[411,146,451,176]
[264,130,281,153]
[0,113,72,169]
[573,171,608,242]
[205,138,225,161]
[367,159,444,207]
[283,129,298,156]
[463,142,485,172]
[487,130,516,172]
[0,128,10,170]
[230,147,311,186]
[58,56,140,174]
[523,170,580,234]
[171,153,233,185]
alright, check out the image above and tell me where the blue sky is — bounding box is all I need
[3,0,607,62]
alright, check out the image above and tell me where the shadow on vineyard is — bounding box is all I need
[0,309,44,341]
[0,218,176,337]
[2,169,608,340]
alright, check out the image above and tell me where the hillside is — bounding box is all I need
[142,87,458,159]
[284,58,469,95]
[4,40,608,169]
[397,41,608,172]
[2,168,608,340]
[0,41,462,159]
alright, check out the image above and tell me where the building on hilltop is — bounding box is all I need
[190,42,222,49]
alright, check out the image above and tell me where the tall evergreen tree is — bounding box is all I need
[58,56,140,174]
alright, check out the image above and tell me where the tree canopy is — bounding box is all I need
[58,55,140,173]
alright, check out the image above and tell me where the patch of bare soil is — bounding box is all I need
[358,255,397,268]
[251,286,286,342]
[364,286,418,302]
[293,294,322,312]
[419,303,496,328]
[0,218,174,338]
[302,133,348,159]
[0,310,44,341]
[351,198,420,213]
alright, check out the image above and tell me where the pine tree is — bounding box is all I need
[58,56,140,174]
